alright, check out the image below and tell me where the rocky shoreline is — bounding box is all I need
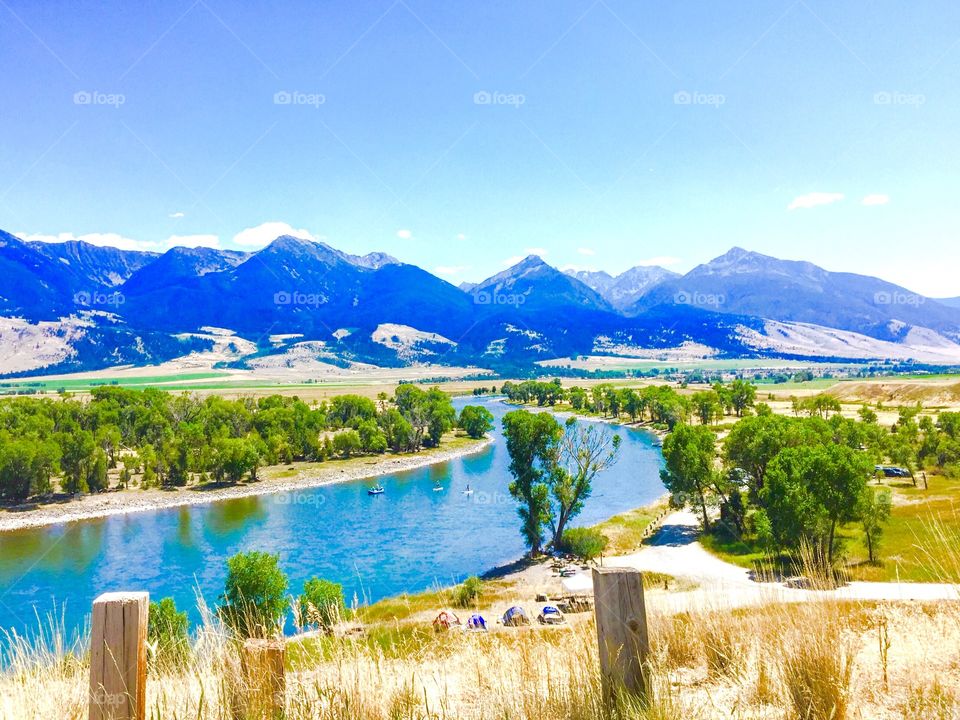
[0,436,493,533]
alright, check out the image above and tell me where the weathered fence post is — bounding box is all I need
[89,591,149,720]
[233,638,286,719]
[592,567,649,704]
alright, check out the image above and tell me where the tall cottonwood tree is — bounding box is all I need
[549,418,621,545]
[501,410,562,556]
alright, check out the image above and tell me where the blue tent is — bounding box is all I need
[502,606,530,627]
[467,613,487,630]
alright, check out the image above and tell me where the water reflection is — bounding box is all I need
[203,496,266,537]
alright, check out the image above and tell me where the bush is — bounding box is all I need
[217,551,289,638]
[453,576,484,607]
[147,597,189,666]
[298,577,345,629]
[558,527,608,561]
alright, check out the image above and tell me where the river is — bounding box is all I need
[0,398,664,636]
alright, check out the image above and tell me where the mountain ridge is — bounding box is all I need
[2,228,959,375]
[566,265,679,310]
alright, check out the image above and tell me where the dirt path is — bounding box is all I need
[585,511,958,613]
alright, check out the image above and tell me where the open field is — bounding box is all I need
[0,371,496,398]
[704,473,960,583]
[539,355,854,374]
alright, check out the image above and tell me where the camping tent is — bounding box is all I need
[538,605,565,625]
[466,613,487,630]
[432,611,461,630]
[502,606,530,627]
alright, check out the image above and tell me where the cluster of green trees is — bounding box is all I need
[500,379,566,406]
[502,378,757,431]
[660,404,899,568]
[791,397,960,481]
[889,405,960,480]
[790,393,843,418]
[688,380,758,424]
[0,385,484,503]
[500,409,621,556]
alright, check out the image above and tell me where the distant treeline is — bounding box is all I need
[501,378,758,428]
[0,386,491,504]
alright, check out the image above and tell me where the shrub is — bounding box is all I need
[217,551,289,638]
[453,576,484,608]
[298,577,345,629]
[557,527,608,561]
[147,597,189,666]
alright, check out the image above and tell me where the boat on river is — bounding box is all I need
[368,485,385,495]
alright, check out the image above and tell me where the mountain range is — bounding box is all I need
[2,226,960,376]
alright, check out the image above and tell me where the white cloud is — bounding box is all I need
[396,229,413,239]
[169,211,185,219]
[577,247,595,256]
[232,221,315,248]
[787,192,845,210]
[862,194,890,206]
[456,233,466,241]
[434,265,470,276]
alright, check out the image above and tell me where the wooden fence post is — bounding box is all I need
[592,567,649,704]
[233,638,286,719]
[89,591,149,720]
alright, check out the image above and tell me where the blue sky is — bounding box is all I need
[1,0,959,295]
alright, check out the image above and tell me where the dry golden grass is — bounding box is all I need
[2,593,959,720]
